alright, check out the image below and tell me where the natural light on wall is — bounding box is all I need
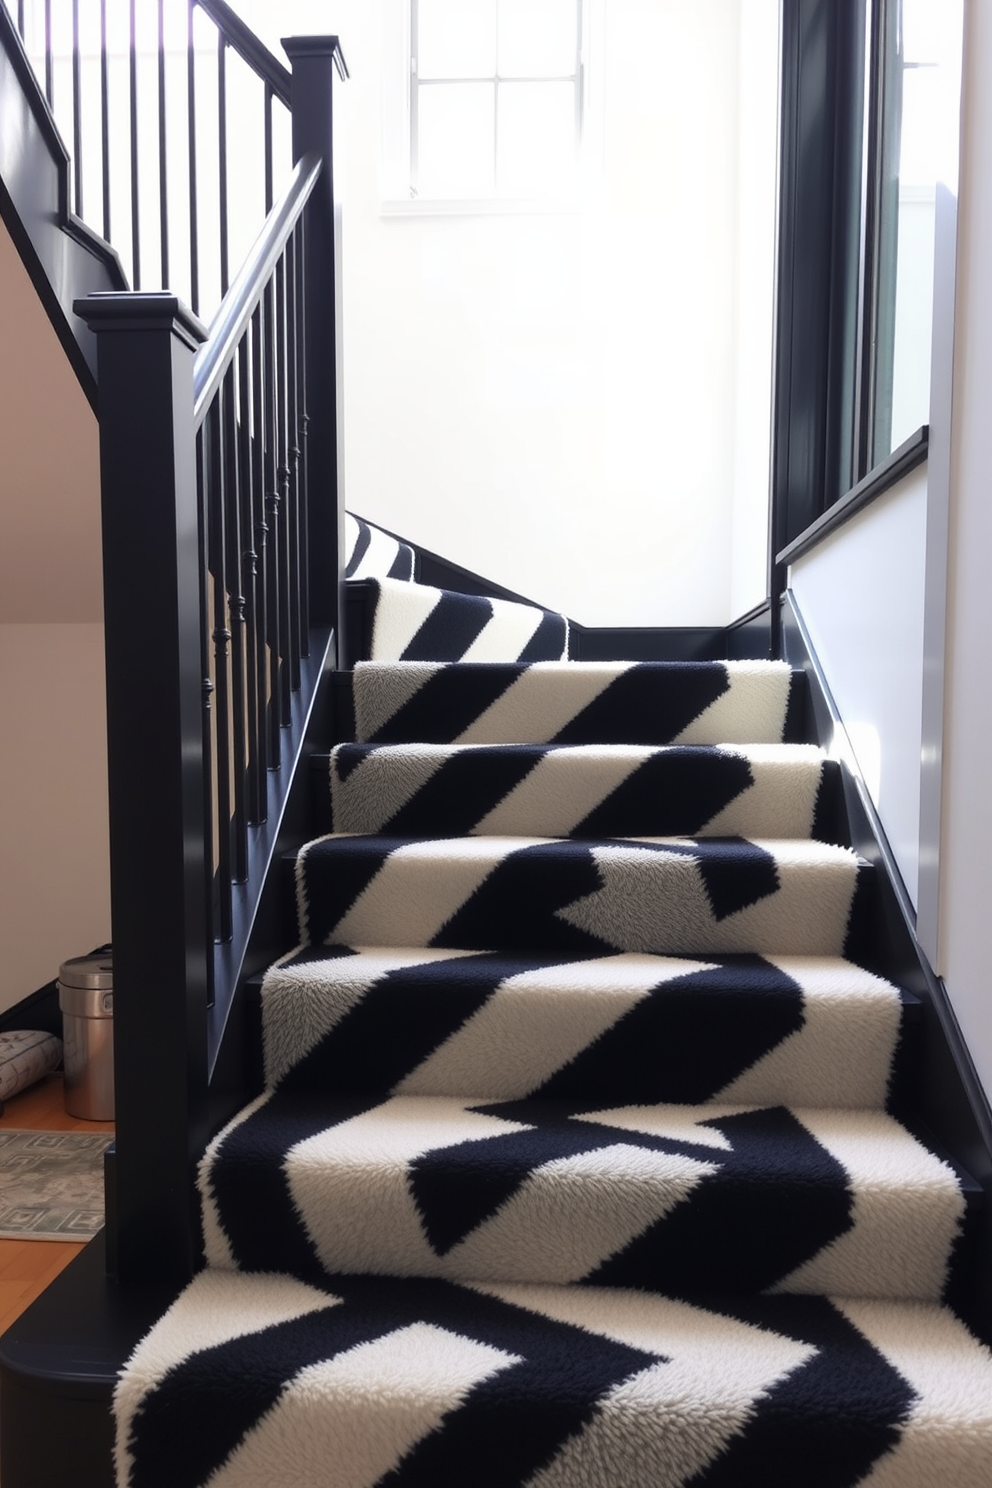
[12,0,782,630]
[883,0,962,460]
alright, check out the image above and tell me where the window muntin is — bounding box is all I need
[410,0,583,199]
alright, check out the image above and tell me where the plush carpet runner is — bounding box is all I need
[344,511,570,662]
[114,591,992,1484]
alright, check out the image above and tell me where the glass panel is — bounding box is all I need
[417,0,497,80]
[871,0,949,466]
[417,82,495,196]
[498,0,578,78]
[497,81,576,195]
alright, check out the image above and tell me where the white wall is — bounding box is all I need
[937,0,992,1101]
[788,465,928,907]
[0,215,111,1014]
[243,0,779,628]
[729,0,778,618]
[0,625,111,1010]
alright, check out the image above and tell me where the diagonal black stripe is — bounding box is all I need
[533,955,806,1106]
[127,1295,359,1488]
[408,1096,785,1260]
[693,836,781,920]
[587,1106,853,1295]
[518,608,568,662]
[551,662,731,744]
[131,1271,664,1488]
[205,1091,374,1281]
[437,840,608,955]
[381,746,546,835]
[345,516,371,577]
[401,592,493,662]
[409,1113,618,1255]
[363,664,529,744]
[573,748,755,837]
[331,742,375,783]
[387,542,415,580]
[685,1294,914,1488]
[276,951,571,1097]
[363,1275,664,1488]
[297,835,397,945]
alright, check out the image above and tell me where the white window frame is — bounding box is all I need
[380,0,603,216]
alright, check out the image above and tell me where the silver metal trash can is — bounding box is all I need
[58,952,114,1120]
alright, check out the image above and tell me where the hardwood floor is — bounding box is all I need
[0,1075,113,1337]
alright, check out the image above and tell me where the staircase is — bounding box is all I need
[103,555,991,1487]
[1,3,991,1483]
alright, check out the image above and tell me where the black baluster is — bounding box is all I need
[196,426,216,1001]
[158,0,168,287]
[218,35,229,296]
[250,301,270,814]
[187,1,198,314]
[129,0,140,287]
[44,0,52,107]
[263,273,282,762]
[275,250,292,725]
[223,364,248,884]
[100,0,110,242]
[264,83,273,213]
[285,231,302,691]
[295,224,310,648]
[72,0,82,217]
[238,333,261,827]
[208,393,233,941]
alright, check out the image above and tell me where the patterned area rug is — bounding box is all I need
[0,1128,112,1240]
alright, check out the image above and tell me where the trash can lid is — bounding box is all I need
[58,953,113,990]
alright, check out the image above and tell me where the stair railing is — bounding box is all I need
[76,36,347,1286]
[7,0,296,322]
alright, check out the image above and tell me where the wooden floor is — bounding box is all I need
[0,1075,114,1337]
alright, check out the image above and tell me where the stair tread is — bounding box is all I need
[293,834,869,959]
[202,1092,969,1302]
[115,1268,992,1487]
[258,947,907,1111]
[316,741,839,840]
[353,656,798,745]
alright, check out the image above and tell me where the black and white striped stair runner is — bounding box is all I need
[115,656,992,1488]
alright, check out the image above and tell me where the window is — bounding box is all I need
[399,0,588,203]
[772,0,962,558]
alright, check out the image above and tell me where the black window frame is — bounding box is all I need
[770,0,930,621]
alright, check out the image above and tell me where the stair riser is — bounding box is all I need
[326,744,839,841]
[296,836,868,959]
[201,1097,965,1303]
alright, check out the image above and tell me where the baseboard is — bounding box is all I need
[0,980,61,1040]
[0,942,112,1040]
[782,589,992,1341]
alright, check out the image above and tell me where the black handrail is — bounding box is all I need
[194,0,291,103]
[194,153,321,422]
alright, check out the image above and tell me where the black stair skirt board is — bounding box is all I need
[783,590,992,1342]
[0,1234,178,1488]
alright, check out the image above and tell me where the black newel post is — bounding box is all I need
[75,291,210,1284]
[283,36,347,659]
